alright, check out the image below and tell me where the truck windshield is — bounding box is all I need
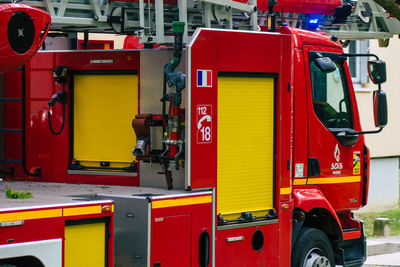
[310,60,353,129]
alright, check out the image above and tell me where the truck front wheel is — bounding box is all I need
[291,227,335,267]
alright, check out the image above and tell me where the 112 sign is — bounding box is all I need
[196,105,212,144]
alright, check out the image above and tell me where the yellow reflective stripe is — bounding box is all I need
[0,209,62,223]
[63,205,102,217]
[152,195,212,209]
[308,176,361,185]
[280,187,292,195]
[293,179,307,185]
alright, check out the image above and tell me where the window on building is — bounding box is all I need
[345,40,370,85]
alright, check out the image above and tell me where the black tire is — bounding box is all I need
[291,227,335,267]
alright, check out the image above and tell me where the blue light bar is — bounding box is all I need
[309,19,319,24]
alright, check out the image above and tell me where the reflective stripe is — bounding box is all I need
[280,187,292,195]
[63,205,102,217]
[152,195,212,209]
[0,204,110,222]
[308,176,361,185]
[0,209,62,222]
[293,179,307,185]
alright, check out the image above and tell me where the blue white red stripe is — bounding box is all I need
[197,70,212,87]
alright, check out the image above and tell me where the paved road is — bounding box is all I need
[363,251,400,266]
[362,236,400,267]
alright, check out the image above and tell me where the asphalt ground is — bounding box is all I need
[363,236,400,266]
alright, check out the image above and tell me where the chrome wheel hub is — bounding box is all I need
[303,248,331,267]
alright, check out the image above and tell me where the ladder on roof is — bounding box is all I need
[19,0,400,45]
[324,0,400,46]
[20,0,258,44]
[374,0,400,21]
[0,66,41,177]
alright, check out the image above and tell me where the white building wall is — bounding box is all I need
[355,38,400,158]
[359,157,399,212]
[355,38,400,212]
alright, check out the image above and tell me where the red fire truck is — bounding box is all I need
[0,0,395,266]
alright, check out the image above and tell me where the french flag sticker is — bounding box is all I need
[197,70,212,87]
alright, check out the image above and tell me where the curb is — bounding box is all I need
[367,236,400,256]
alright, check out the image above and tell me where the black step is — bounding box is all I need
[343,258,364,267]
[0,98,23,102]
[0,128,22,133]
[343,228,359,233]
[0,159,23,164]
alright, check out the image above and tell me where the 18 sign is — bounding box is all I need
[196,104,212,144]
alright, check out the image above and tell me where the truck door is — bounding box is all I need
[303,46,364,211]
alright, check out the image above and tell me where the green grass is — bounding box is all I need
[5,188,33,199]
[355,169,400,237]
[356,209,400,237]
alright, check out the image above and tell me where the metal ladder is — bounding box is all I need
[0,67,41,177]
[373,0,400,21]
[20,0,258,44]
[20,0,400,45]
[324,0,400,46]
[0,94,22,176]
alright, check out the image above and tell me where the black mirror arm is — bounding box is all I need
[338,126,384,136]
[342,53,379,60]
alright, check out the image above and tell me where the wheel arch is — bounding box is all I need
[292,187,343,244]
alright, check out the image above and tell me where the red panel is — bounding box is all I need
[52,51,140,71]
[124,36,145,49]
[188,30,218,189]
[292,48,309,184]
[215,223,279,266]
[78,40,114,50]
[151,214,191,267]
[4,50,141,185]
[151,199,212,267]
[188,29,293,205]
[257,0,341,14]
[123,36,169,49]
[0,217,64,245]
[278,27,341,49]
[279,200,293,267]
[277,32,294,202]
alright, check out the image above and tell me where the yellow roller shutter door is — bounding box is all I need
[217,76,275,221]
[73,74,138,169]
[64,222,106,267]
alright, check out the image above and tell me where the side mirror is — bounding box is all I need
[368,60,386,84]
[314,57,337,73]
[373,90,388,127]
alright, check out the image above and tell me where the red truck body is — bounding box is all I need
[1,26,372,266]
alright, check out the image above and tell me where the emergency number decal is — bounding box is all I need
[353,152,361,175]
[196,104,212,144]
